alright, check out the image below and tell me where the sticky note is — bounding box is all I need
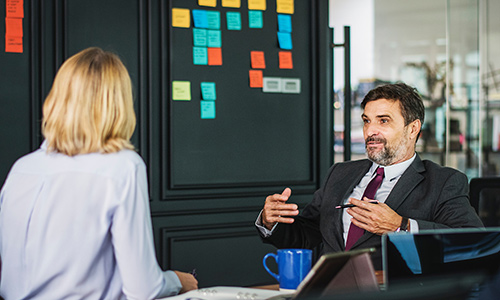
[277,0,294,14]
[198,0,216,7]
[5,18,23,37]
[206,11,221,29]
[193,28,207,46]
[249,70,263,88]
[222,0,240,8]
[201,101,216,119]
[226,12,241,30]
[263,77,282,93]
[277,14,292,33]
[251,51,266,69]
[282,78,301,94]
[279,51,293,69]
[207,30,222,47]
[248,11,263,29]
[248,0,266,10]
[172,8,190,28]
[5,36,23,53]
[7,0,24,18]
[277,32,293,50]
[193,47,208,65]
[208,48,222,65]
[192,10,209,28]
[201,82,217,100]
[172,81,191,101]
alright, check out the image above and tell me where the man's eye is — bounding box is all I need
[363,119,370,124]
[381,119,388,123]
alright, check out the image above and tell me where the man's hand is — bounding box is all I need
[174,270,198,294]
[261,188,299,230]
[346,197,402,235]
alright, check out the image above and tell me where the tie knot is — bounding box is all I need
[376,167,384,176]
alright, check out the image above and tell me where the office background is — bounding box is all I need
[1,0,499,288]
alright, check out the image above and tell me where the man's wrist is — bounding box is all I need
[396,216,409,232]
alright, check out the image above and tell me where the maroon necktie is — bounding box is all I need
[345,167,385,250]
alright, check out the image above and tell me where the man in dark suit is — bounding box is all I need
[256,83,483,270]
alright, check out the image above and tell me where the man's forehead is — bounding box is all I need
[363,99,402,117]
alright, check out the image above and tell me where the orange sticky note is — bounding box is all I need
[6,0,24,18]
[5,36,23,53]
[279,51,293,69]
[250,51,266,69]
[5,18,23,37]
[249,70,263,88]
[208,47,222,65]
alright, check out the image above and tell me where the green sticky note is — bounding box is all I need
[193,28,207,46]
[201,100,216,119]
[226,12,242,30]
[206,11,221,29]
[201,82,216,100]
[207,30,222,48]
[248,11,263,28]
[172,81,191,101]
[193,47,208,65]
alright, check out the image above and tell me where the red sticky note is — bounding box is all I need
[6,0,24,18]
[208,47,222,66]
[279,51,293,69]
[249,70,263,88]
[250,51,266,69]
[5,36,23,53]
[5,18,23,37]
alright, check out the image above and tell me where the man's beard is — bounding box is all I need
[365,134,407,166]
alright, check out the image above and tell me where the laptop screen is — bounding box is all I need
[382,228,500,288]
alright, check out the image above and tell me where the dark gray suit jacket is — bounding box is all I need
[260,154,483,270]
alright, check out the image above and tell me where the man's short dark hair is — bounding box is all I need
[361,82,425,127]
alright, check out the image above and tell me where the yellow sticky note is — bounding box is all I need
[222,0,240,8]
[199,0,217,7]
[172,81,191,101]
[172,8,190,28]
[248,0,266,11]
[276,0,294,14]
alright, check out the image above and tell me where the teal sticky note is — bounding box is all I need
[201,100,216,119]
[226,12,241,30]
[192,10,209,28]
[206,11,221,29]
[277,32,293,50]
[193,47,208,65]
[207,30,221,48]
[201,82,216,100]
[248,11,263,29]
[277,14,292,33]
[193,28,207,46]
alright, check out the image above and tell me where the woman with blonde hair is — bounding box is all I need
[0,47,197,299]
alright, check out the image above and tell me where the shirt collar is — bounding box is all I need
[369,153,416,181]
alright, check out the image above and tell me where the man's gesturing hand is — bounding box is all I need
[261,188,299,230]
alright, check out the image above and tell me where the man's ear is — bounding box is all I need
[409,119,421,140]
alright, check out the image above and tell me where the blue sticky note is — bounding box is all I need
[193,28,207,46]
[193,47,208,65]
[277,14,292,33]
[201,101,216,119]
[206,11,221,29]
[207,30,222,48]
[277,32,293,50]
[248,11,263,29]
[192,10,209,28]
[201,82,216,100]
[226,12,241,30]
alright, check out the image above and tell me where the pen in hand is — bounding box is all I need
[335,200,379,209]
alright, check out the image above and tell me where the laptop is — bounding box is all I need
[382,227,500,289]
[267,248,379,300]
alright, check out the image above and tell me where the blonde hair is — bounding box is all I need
[42,47,136,156]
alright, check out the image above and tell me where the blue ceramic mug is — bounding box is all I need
[263,249,312,291]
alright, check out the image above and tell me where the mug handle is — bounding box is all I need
[263,253,279,282]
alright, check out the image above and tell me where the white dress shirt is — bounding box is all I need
[256,155,419,241]
[0,142,181,300]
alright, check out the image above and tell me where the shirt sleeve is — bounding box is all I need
[110,159,182,300]
[255,210,279,237]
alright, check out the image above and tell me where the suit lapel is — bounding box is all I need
[352,155,425,248]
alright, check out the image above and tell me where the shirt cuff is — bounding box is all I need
[155,270,183,298]
[409,218,419,233]
[255,210,278,237]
